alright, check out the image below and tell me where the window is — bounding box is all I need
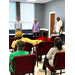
[9,2,16,30]
[20,3,34,29]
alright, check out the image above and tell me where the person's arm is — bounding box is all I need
[39,26,40,32]
[21,22,22,30]
[59,21,63,34]
[38,23,40,32]
[32,23,34,33]
[59,26,62,34]
[14,22,16,30]
[32,27,34,33]
[11,41,17,49]
[9,53,14,65]
[24,38,43,46]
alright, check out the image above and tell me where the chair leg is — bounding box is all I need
[37,54,38,67]
[60,70,62,75]
[33,72,34,75]
[29,73,30,75]
[45,66,47,75]
[37,60,38,67]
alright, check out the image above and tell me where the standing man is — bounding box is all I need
[32,19,40,36]
[14,17,22,32]
[56,17,63,34]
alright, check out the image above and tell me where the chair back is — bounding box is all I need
[51,35,60,45]
[32,36,41,40]
[36,41,53,55]
[12,54,36,75]
[53,51,65,70]
[9,38,14,49]
[24,42,32,53]
[14,42,32,53]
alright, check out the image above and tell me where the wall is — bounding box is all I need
[44,0,65,31]
[35,3,44,28]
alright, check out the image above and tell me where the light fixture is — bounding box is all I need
[27,0,37,2]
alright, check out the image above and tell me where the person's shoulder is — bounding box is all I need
[47,37,50,41]
[50,47,56,50]
[59,20,62,23]
[48,47,56,53]
[47,37,50,39]
[38,37,43,40]
[37,22,39,24]
[52,46,58,51]
[19,21,22,23]
[12,39,19,46]
[10,51,17,56]
[23,37,29,40]
[62,45,65,51]
[13,51,19,54]
[33,22,35,24]
[24,51,29,54]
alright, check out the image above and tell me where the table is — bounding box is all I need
[9,33,33,39]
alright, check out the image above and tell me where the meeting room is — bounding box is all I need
[9,0,65,75]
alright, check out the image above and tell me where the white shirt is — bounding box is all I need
[56,20,62,33]
[46,45,65,67]
[14,20,22,30]
[50,34,59,38]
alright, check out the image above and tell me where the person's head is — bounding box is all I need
[17,41,26,50]
[15,31,23,40]
[34,19,37,23]
[52,30,56,34]
[17,17,20,21]
[42,31,47,37]
[56,17,60,22]
[54,37,62,50]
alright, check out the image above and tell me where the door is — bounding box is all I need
[50,13,55,36]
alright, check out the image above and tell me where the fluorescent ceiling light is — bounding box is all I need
[27,0,36,2]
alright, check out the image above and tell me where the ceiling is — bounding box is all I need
[9,0,52,3]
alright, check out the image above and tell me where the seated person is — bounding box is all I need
[9,41,29,74]
[50,30,59,40]
[37,30,50,41]
[35,31,50,61]
[11,31,44,49]
[39,37,65,72]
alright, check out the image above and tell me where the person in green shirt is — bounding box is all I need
[9,41,29,73]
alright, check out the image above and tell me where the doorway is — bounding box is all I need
[49,12,55,37]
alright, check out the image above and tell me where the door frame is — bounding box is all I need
[49,11,55,37]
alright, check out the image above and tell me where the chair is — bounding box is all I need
[9,38,14,49]
[10,54,36,75]
[51,35,60,45]
[45,51,65,75]
[34,41,53,67]
[32,36,42,40]
[14,42,32,54]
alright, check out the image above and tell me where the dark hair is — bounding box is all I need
[42,31,47,37]
[57,17,60,20]
[54,37,62,50]
[14,37,22,40]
